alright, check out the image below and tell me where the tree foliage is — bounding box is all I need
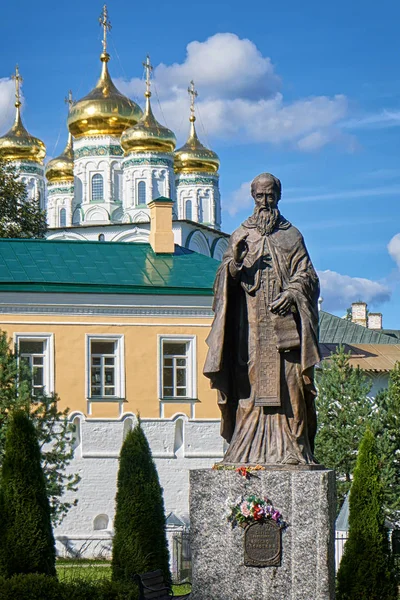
[315,347,400,520]
[0,159,46,239]
[371,362,400,520]
[112,420,171,585]
[0,410,56,577]
[0,330,79,525]
[336,429,397,600]
[315,346,372,507]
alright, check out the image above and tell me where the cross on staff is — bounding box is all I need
[143,55,153,97]
[99,4,112,54]
[65,90,74,112]
[11,65,23,107]
[188,80,198,120]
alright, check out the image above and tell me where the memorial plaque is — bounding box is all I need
[244,520,281,567]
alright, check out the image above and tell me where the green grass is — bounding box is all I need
[56,563,191,595]
[56,563,111,583]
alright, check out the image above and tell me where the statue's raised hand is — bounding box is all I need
[233,235,249,264]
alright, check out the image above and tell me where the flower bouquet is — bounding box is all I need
[228,495,286,529]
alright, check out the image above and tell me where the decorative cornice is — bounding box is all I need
[123,156,173,168]
[176,175,218,186]
[0,304,213,318]
[74,145,124,159]
[47,185,74,195]
[17,164,44,176]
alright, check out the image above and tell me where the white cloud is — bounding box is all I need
[318,270,391,312]
[227,180,252,216]
[115,33,348,149]
[227,179,400,216]
[343,109,400,130]
[0,78,16,134]
[388,233,400,268]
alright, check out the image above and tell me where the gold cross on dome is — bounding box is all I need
[65,90,74,112]
[12,65,23,107]
[99,5,112,54]
[188,80,198,119]
[143,55,153,96]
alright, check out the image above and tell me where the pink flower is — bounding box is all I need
[240,502,250,517]
[272,510,281,521]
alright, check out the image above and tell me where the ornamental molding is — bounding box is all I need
[47,186,74,195]
[0,304,213,318]
[17,164,44,175]
[74,145,124,159]
[176,176,218,186]
[123,157,173,169]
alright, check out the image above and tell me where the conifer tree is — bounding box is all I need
[372,362,400,521]
[0,159,47,238]
[315,346,372,507]
[336,429,397,600]
[0,329,79,525]
[112,420,171,584]
[0,410,56,577]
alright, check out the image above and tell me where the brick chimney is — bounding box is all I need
[148,197,175,254]
[368,313,383,330]
[351,302,367,327]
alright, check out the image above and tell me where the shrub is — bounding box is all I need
[112,420,170,584]
[0,410,56,577]
[336,429,397,600]
[0,574,139,600]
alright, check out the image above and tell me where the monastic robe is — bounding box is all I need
[204,214,321,465]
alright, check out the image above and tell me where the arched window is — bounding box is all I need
[113,170,122,201]
[71,416,81,452]
[185,200,192,221]
[137,181,146,205]
[199,195,210,224]
[59,208,66,227]
[98,233,105,242]
[91,174,104,202]
[93,514,109,531]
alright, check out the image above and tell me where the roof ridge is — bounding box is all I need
[319,310,397,345]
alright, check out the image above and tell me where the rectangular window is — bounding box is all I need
[86,335,124,399]
[159,336,196,399]
[15,334,54,396]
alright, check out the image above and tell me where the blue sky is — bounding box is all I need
[1,0,400,326]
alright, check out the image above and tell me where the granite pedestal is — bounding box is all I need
[189,469,336,600]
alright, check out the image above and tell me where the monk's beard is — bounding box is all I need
[254,206,280,235]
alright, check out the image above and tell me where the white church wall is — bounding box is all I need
[54,415,224,559]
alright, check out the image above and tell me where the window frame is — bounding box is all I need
[91,173,104,202]
[14,333,55,396]
[59,207,67,227]
[137,180,147,206]
[85,334,125,401]
[158,335,197,401]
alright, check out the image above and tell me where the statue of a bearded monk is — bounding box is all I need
[204,173,321,466]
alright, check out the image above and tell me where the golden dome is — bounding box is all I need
[0,67,46,165]
[45,133,74,182]
[174,116,219,174]
[67,53,143,138]
[121,91,176,154]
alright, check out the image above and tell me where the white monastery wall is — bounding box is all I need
[54,415,223,559]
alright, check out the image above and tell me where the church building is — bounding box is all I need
[0,6,229,260]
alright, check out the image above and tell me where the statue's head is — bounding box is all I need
[251,173,281,211]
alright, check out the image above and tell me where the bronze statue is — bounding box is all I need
[204,173,321,466]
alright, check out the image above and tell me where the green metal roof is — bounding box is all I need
[319,310,398,345]
[0,238,219,295]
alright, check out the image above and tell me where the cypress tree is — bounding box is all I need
[336,429,397,600]
[0,410,56,577]
[112,420,170,584]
